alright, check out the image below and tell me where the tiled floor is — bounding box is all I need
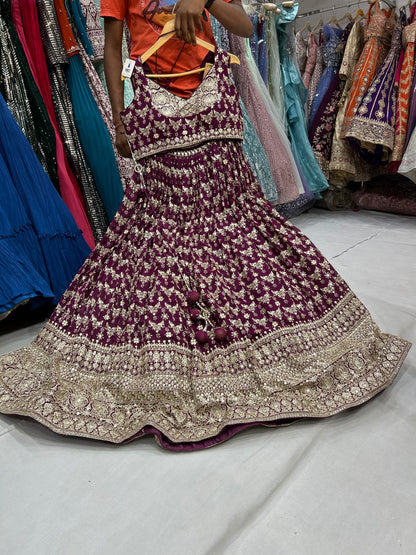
[0,209,415,555]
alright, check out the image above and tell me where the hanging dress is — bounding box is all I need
[36,0,108,243]
[276,4,329,198]
[228,31,300,205]
[267,11,286,128]
[308,24,344,131]
[210,17,277,205]
[10,0,95,250]
[0,0,59,191]
[303,31,317,88]
[0,48,409,450]
[308,23,353,178]
[389,4,416,171]
[55,0,124,221]
[341,0,394,139]
[346,10,406,166]
[295,28,308,77]
[0,91,91,312]
[80,0,109,102]
[398,55,416,182]
[0,108,54,317]
[306,29,323,125]
[398,7,416,183]
[328,19,379,187]
[248,11,268,87]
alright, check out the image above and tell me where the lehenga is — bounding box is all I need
[308,24,344,131]
[0,48,410,450]
[390,4,416,171]
[346,10,406,165]
[309,23,353,178]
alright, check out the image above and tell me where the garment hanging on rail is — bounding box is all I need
[210,16,278,205]
[275,3,329,198]
[306,29,323,125]
[0,91,91,317]
[267,10,287,128]
[229,31,301,205]
[341,0,394,139]
[327,18,374,187]
[248,11,269,86]
[295,27,308,77]
[303,31,318,88]
[10,0,95,250]
[390,3,416,170]
[308,24,344,131]
[346,9,406,165]
[309,22,353,178]
[37,0,109,243]
[0,0,59,191]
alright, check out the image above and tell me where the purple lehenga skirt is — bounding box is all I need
[0,49,410,450]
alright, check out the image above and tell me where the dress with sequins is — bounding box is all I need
[346,10,406,165]
[308,24,344,131]
[0,48,410,451]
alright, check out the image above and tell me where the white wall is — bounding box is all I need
[297,0,409,29]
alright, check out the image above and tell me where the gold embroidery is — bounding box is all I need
[0,292,410,444]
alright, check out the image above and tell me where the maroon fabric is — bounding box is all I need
[0,47,410,451]
[352,174,416,215]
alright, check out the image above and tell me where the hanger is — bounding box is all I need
[328,15,342,28]
[337,12,353,26]
[353,8,365,20]
[311,18,323,34]
[298,22,312,36]
[141,19,240,79]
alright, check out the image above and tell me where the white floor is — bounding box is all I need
[0,209,415,555]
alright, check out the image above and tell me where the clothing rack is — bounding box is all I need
[297,0,396,19]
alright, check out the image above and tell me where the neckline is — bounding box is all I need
[135,45,225,106]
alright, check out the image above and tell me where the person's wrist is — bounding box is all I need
[205,0,216,11]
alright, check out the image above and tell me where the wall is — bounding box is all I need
[297,0,408,29]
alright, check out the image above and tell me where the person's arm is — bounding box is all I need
[103,17,132,158]
[174,0,253,46]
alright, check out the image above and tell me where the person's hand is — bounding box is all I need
[115,125,132,158]
[173,0,206,46]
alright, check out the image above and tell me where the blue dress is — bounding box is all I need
[248,12,269,87]
[0,92,91,317]
[308,24,344,131]
[276,3,329,199]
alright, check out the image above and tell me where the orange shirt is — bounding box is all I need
[100,0,226,98]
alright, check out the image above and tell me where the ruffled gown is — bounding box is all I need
[0,91,91,317]
[0,49,409,450]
